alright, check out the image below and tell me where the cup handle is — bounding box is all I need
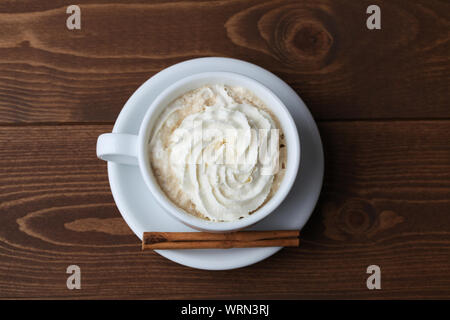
[96,133,139,165]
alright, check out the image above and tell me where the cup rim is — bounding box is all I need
[137,71,300,232]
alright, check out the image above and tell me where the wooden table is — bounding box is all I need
[0,0,449,299]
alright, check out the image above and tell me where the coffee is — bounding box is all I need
[148,85,286,222]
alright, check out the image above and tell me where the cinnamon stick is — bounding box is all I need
[142,230,300,250]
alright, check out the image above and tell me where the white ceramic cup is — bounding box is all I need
[97,72,300,232]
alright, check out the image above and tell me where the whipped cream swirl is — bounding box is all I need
[149,85,281,222]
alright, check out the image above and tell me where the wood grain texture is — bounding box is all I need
[0,0,449,123]
[0,123,448,299]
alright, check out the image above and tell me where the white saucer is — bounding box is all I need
[108,57,324,270]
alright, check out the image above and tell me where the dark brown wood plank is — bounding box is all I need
[0,0,448,123]
[0,122,448,299]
